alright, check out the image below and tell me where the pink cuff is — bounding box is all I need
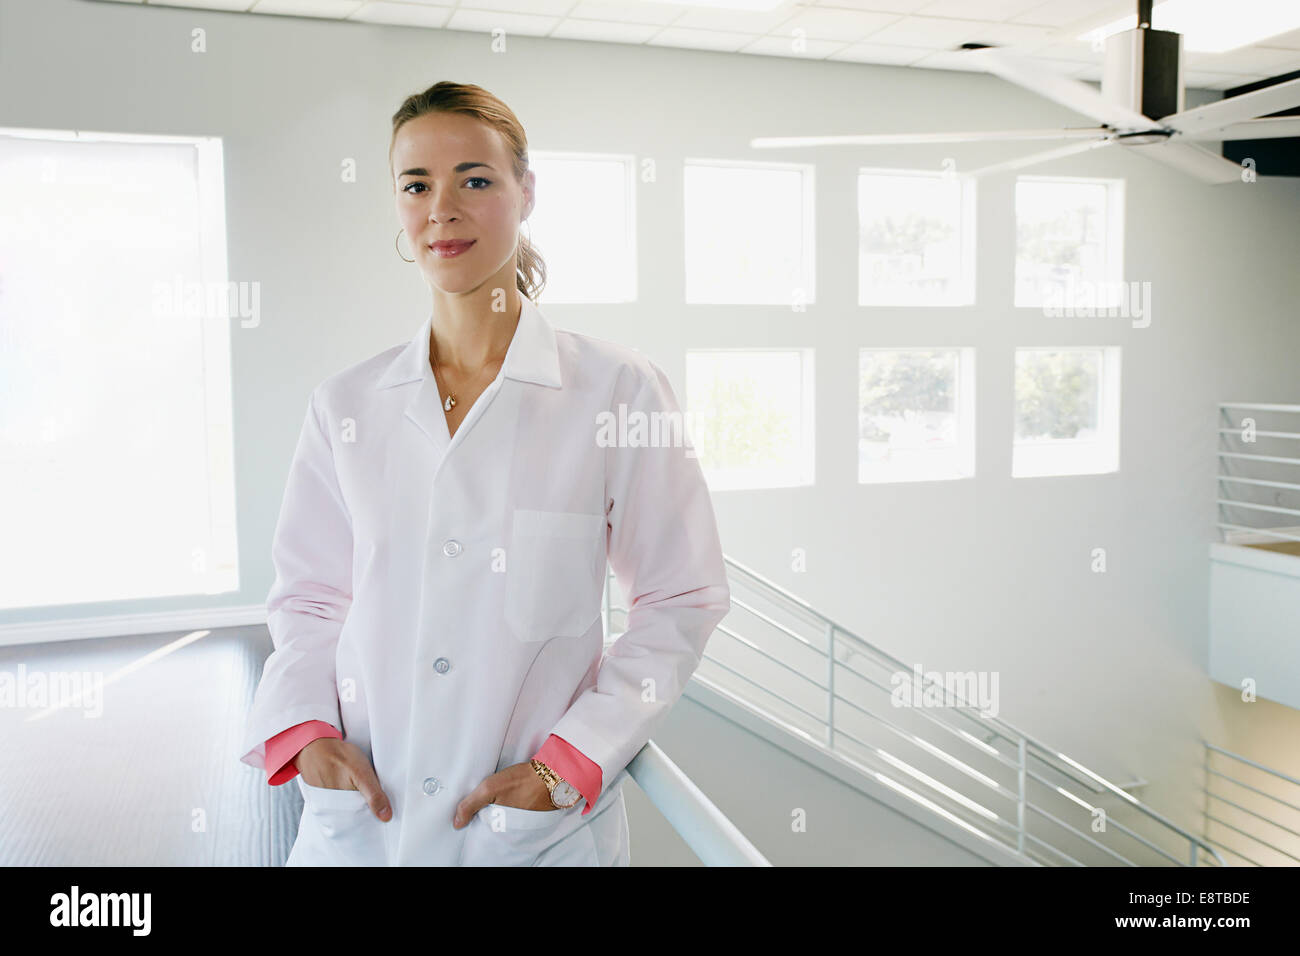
[264,720,342,785]
[533,734,603,816]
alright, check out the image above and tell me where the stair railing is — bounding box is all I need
[604,557,1225,867]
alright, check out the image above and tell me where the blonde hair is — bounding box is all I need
[390,81,546,301]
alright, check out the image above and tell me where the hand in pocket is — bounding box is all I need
[295,738,392,822]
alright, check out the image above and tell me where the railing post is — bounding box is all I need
[826,623,835,747]
[1017,737,1027,856]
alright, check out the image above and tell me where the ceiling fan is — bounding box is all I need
[751,0,1300,184]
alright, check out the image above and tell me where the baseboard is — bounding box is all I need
[0,604,267,648]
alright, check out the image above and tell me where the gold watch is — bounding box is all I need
[530,758,581,809]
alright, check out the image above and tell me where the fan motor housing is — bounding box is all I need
[1103,27,1184,123]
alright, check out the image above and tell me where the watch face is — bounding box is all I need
[552,780,580,808]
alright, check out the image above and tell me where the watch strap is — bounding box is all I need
[530,758,580,808]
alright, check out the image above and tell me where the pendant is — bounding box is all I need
[444,393,456,412]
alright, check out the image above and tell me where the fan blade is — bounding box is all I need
[965,138,1114,177]
[963,48,1155,131]
[1182,117,1300,141]
[1160,76,1300,135]
[1126,141,1244,184]
[749,128,1109,148]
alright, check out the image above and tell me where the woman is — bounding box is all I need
[238,81,730,866]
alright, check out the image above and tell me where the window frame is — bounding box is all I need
[1013,174,1126,312]
[525,149,638,304]
[682,157,816,307]
[856,166,977,308]
[0,125,239,612]
[685,346,816,491]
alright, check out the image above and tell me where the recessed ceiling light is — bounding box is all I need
[1079,0,1300,54]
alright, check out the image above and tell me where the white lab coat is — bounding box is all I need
[238,295,730,866]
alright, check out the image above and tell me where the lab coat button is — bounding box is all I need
[422,777,441,795]
[442,540,462,557]
[433,657,450,674]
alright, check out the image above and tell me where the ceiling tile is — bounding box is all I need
[1010,0,1128,28]
[974,20,1056,47]
[829,41,932,65]
[567,1,682,26]
[645,27,757,53]
[549,18,662,43]
[93,0,1300,88]
[865,15,1009,47]
[808,0,933,13]
[348,2,452,28]
[455,0,572,13]
[766,8,902,43]
[669,5,800,33]
[1184,46,1300,75]
[445,8,562,36]
[249,0,365,17]
[739,35,851,58]
[916,0,1045,21]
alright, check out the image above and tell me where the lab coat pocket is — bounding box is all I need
[505,509,606,642]
[464,802,594,867]
[294,776,387,866]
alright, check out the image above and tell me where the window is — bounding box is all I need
[1014,177,1124,311]
[859,348,975,483]
[1012,347,1121,477]
[525,151,636,303]
[0,128,238,610]
[858,169,975,306]
[683,160,815,306]
[686,349,814,490]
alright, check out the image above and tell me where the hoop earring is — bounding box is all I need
[518,218,532,251]
[396,228,415,263]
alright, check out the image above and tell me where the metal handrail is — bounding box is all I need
[625,740,771,866]
[725,556,1119,787]
[1204,768,1300,813]
[602,560,1226,867]
[725,556,1224,864]
[1200,742,1300,867]
[1206,742,1300,787]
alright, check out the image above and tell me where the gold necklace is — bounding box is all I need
[430,337,508,413]
[434,366,457,411]
[430,357,458,412]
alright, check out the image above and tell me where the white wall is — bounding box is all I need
[3,0,1299,854]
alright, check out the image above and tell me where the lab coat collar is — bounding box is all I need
[374,294,562,391]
